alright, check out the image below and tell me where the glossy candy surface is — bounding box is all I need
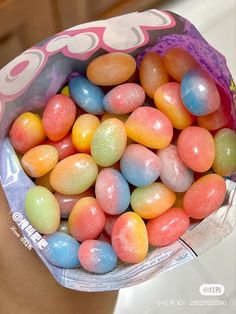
[177,126,215,172]
[21,145,58,178]
[131,182,176,219]
[50,154,98,194]
[72,114,100,153]
[183,174,226,219]
[111,212,148,263]
[163,48,199,82]
[54,189,94,218]
[95,168,130,215]
[104,214,120,236]
[120,144,161,187]
[91,118,127,166]
[139,52,169,98]
[57,220,69,234]
[125,107,173,149]
[69,76,104,114]
[154,82,195,129]
[43,232,80,268]
[197,104,231,130]
[68,197,106,242]
[42,94,76,141]
[103,83,145,114]
[25,186,60,234]
[213,128,236,176]
[9,112,46,154]
[35,171,54,192]
[78,240,117,274]
[46,133,77,160]
[157,144,193,192]
[181,69,220,115]
[87,52,136,86]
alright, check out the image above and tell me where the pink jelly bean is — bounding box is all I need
[103,83,145,114]
[183,174,226,219]
[68,197,106,242]
[177,126,215,172]
[157,144,193,192]
[104,214,120,237]
[42,94,77,141]
[45,133,77,160]
[147,207,190,246]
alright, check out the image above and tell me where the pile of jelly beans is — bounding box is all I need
[9,48,236,274]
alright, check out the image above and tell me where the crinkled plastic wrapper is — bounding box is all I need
[0,10,236,292]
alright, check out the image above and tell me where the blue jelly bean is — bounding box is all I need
[43,232,80,268]
[69,76,104,115]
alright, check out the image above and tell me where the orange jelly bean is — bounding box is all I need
[87,52,136,86]
[139,51,169,98]
[197,104,231,130]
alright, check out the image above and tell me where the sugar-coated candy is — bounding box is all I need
[95,168,130,215]
[181,69,220,116]
[42,94,76,141]
[104,214,120,236]
[61,85,70,96]
[25,186,60,234]
[197,104,231,130]
[157,144,193,192]
[54,189,94,218]
[68,197,106,242]
[103,83,145,114]
[163,48,199,82]
[69,76,104,115]
[183,174,226,219]
[78,240,117,274]
[9,112,46,154]
[43,232,80,268]
[154,82,195,129]
[131,182,176,219]
[21,144,58,178]
[50,154,98,194]
[91,118,127,166]
[35,171,54,192]
[72,114,100,153]
[45,133,77,161]
[139,51,169,98]
[101,113,129,123]
[125,107,173,149]
[86,52,136,86]
[112,212,148,263]
[120,144,161,187]
[147,207,190,246]
[96,231,111,244]
[57,220,69,234]
[177,126,215,172]
[213,128,236,176]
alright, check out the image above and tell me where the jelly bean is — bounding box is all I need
[69,76,104,114]
[147,207,190,247]
[45,133,77,160]
[139,51,169,98]
[131,182,176,219]
[112,212,148,263]
[174,192,185,208]
[9,112,46,154]
[183,174,226,219]
[35,171,54,192]
[72,114,100,153]
[181,69,220,115]
[50,154,98,195]
[177,126,215,172]
[61,85,70,96]
[213,128,236,176]
[197,104,231,130]
[101,113,129,123]
[163,48,199,82]
[54,188,94,218]
[95,168,130,215]
[57,220,69,234]
[42,94,76,141]
[86,52,136,86]
[157,144,193,192]
[103,83,145,114]
[96,231,111,244]
[25,186,60,234]
[43,232,80,268]
[120,144,161,187]
[104,214,120,237]
[21,145,58,178]
[79,240,117,274]
[125,107,173,149]
[68,197,106,242]
[154,82,195,129]
[91,118,127,167]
